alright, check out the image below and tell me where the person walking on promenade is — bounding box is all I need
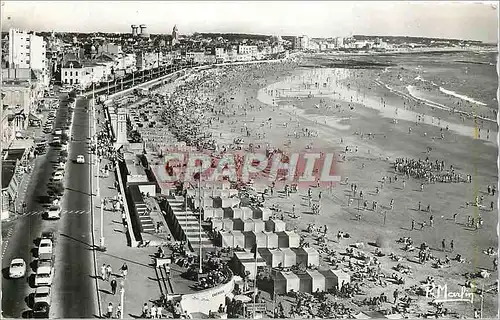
[106,302,113,318]
[450,240,454,252]
[157,305,163,318]
[393,289,399,304]
[418,202,421,211]
[411,219,415,230]
[120,263,128,278]
[150,305,157,319]
[441,239,446,252]
[101,263,107,280]
[106,264,113,281]
[116,304,122,319]
[141,303,149,318]
[429,215,434,227]
[111,278,117,295]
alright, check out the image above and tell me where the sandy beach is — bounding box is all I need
[141,55,498,317]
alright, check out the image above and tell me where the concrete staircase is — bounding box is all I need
[167,196,213,252]
[135,202,155,232]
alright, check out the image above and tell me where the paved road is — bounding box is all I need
[1,95,72,318]
[50,98,97,318]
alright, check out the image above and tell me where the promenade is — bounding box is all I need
[91,103,160,318]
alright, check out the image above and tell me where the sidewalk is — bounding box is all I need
[91,107,162,318]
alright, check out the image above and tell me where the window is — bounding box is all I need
[26,45,30,49]
[65,71,67,76]
[26,60,30,64]
[70,71,72,76]
[75,71,78,76]
[26,53,30,56]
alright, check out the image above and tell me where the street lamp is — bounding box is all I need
[198,166,203,274]
[100,197,105,249]
[120,287,125,319]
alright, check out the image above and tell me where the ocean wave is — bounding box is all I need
[438,87,487,106]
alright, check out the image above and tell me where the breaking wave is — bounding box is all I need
[438,87,487,106]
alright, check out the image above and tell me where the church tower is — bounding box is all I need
[171,24,179,47]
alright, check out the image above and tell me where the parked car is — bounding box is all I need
[33,286,52,305]
[38,239,53,255]
[34,265,53,287]
[9,258,26,279]
[52,172,64,181]
[32,301,50,318]
[76,155,85,164]
[41,231,55,242]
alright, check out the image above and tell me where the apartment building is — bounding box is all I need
[136,51,162,71]
[8,28,49,87]
[98,43,123,55]
[238,45,258,57]
[61,60,88,87]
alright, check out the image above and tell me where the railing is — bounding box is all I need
[115,159,139,247]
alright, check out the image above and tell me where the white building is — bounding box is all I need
[136,51,162,71]
[61,60,88,88]
[238,45,258,57]
[294,35,310,50]
[98,43,122,55]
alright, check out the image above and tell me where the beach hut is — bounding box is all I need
[265,219,286,233]
[220,231,234,248]
[232,231,245,249]
[258,248,284,268]
[213,208,224,219]
[211,218,223,232]
[232,218,244,231]
[276,231,300,248]
[232,208,244,219]
[293,247,320,267]
[318,269,340,291]
[253,207,271,220]
[232,252,266,280]
[242,219,256,232]
[280,248,297,268]
[213,197,234,208]
[241,206,254,220]
[331,269,351,290]
[263,232,279,249]
[204,208,216,219]
[253,219,265,232]
[223,207,234,219]
[306,270,326,292]
[281,271,300,294]
[243,231,256,250]
[222,219,235,231]
[273,271,288,295]
[297,272,312,293]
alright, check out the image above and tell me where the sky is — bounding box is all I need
[1,1,498,42]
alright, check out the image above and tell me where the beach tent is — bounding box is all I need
[258,248,284,268]
[243,231,256,250]
[331,269,351,289]
[222,219,235,231]
[273,271,288,295]
[243,231,267,250]
[232,231,245,249]
[281,271,300,294]
[232,252,267,280]
[220,231,234,247]
[265,219,286,233]
[318,269,337,291]
[223,208,233,219]
[306,270,326,292]
[276,231,300,248]
[241,207,254,220]
[280,248,297,268]
[243,219,256,232]
[233,218,244,231]
[253,219,265,232]
[297,272,312,293]
[203,207,223,219]
[293,247,320,267]
[213,197,235,208]
[252,207,271,221]
[263,232,279,249]
[231,208,244,219]
[211,218,223,231]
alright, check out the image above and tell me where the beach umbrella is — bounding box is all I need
[234,295,252,303]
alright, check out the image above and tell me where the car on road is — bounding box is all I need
[9,258,26,279]
[52,171,64,181]
[34,260,54,286]
[45,206,61,220]
[33,286,52,305]
[38,239,53,255]
[76,155,85,164]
